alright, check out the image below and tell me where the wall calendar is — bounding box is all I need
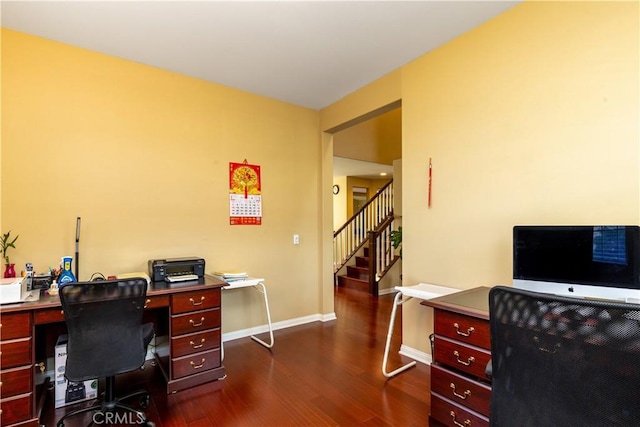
[229,160,262,225]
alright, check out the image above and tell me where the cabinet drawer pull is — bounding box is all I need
[189,296,205,306]
[144,299,151,309]
[189,317,206,327]
[450,382,471,400]
[453,350,475,366]
[450,411,471,427]
[190,338,206,349]
[453,322,475,337]
[190,359,206,369]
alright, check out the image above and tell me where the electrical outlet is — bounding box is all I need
[293,234,300,245]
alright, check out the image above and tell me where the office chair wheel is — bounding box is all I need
[140,393,151,408]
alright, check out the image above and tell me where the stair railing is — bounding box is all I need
[366,215,399,296]
[333,180,394,274]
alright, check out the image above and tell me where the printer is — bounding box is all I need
[148,257,205,282]
[0,277,40,304]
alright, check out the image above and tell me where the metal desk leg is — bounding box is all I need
[250,281,274,348]
[382,291,417,378]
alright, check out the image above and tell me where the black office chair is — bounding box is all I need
[488,286,640,427]
[57,278,155,427]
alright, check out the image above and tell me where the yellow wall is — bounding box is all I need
[402,0,639,353]
[1,29,329,333]
[333,108,401,164]
[323,1,640,355]
[332,176,348,231]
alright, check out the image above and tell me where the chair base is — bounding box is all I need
[56,377,153,427]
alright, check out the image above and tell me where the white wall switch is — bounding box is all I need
[293,234,300,245]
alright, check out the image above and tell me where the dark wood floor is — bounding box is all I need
[44,286,432,426]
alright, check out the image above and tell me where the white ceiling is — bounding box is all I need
[1,0,521,110]
[333,156,393,179]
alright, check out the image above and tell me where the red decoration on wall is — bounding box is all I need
[229,160,262,225]
[428,158,433,208]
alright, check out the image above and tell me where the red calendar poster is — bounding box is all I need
[229,161,262,225]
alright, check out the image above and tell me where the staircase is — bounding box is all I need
[334,180,400,296]
[338,247,372,290]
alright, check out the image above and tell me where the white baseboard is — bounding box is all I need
[399,344,433,366]
[378,287,396,296]
[222,312,337,343]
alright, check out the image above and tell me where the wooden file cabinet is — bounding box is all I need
[156,287,225,393]
[0,312,34,427]
[422,287,492,427]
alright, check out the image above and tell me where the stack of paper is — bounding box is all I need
[207,271,249,282]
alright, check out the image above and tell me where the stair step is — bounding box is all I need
[346,265,369,280]
[337,275,369,292]
[355,256,368,267]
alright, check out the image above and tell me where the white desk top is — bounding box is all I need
[394,282,459,300]
[221,277,264,289]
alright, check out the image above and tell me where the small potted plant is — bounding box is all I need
[391,226,402,259]
[1,230,19,278]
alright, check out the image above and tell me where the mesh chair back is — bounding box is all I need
[489,286,640,427]
[59,278,149,382]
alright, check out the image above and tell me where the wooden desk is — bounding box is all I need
[421,286,491,427]
[0,277,226,427]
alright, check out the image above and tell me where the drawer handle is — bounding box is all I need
[189,296,205,306]
[453,350,475,366]
[189,317,206,327]
[190,358,206,369]
[144,298,151,309]
[454,322,475,337]
[190,338,206,349]
[450,411,471,427]
[450,382,471,400]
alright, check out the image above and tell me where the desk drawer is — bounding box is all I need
[0,313,31,340]
[144,295,170,310]
[434,310,490,349]
[431,364,491,417]
[171,308,220,336]
[0,365,32,399]
[172,289,220,315]
[171,329,220,358]
[434,336,491,381]
[0,392,32,426]
[171,348,221,379]
[0,338,32,370]
[34,307,65,324]
[431,393,489,427]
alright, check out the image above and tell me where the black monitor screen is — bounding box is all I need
[513,226,640,289]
